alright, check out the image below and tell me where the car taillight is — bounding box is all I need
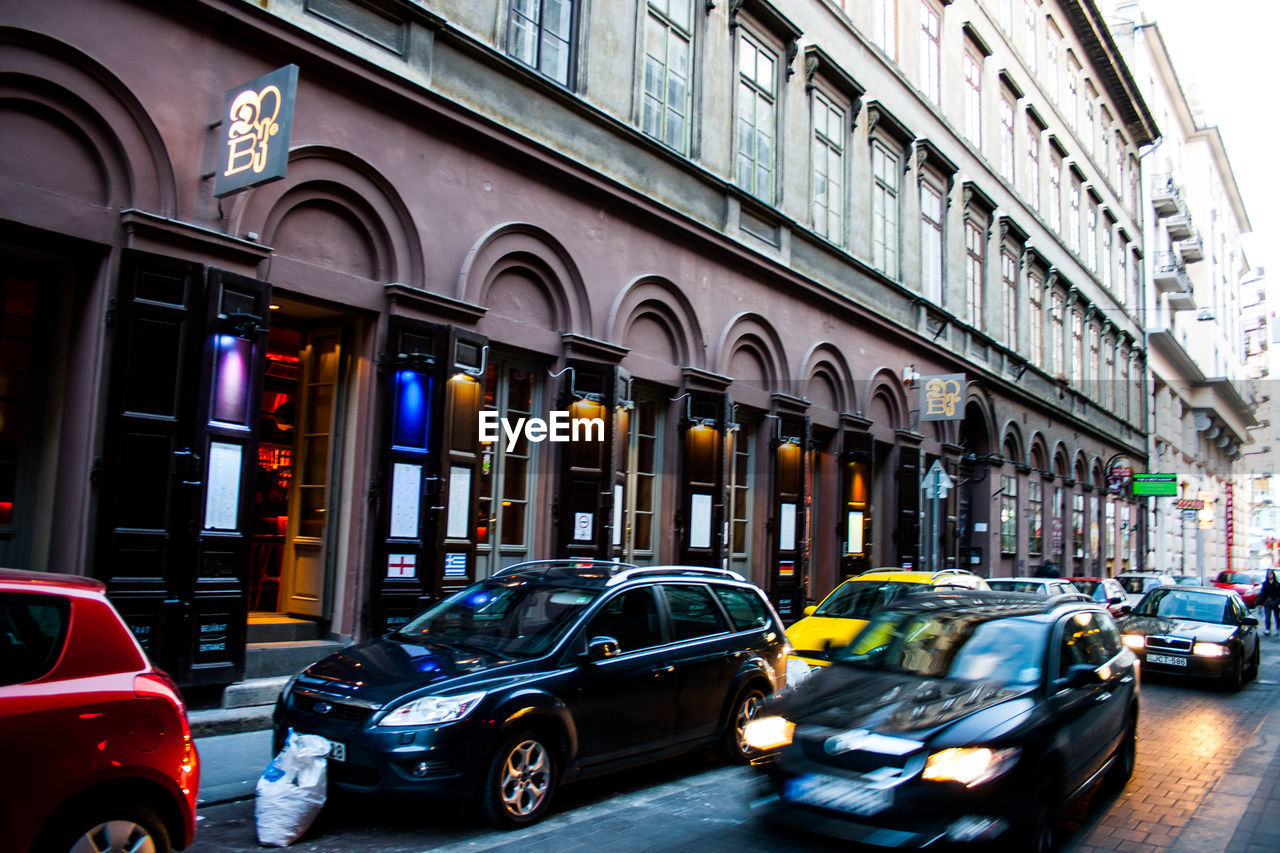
[136,671,199,798]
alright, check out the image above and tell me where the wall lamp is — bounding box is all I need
[549,365,603,402]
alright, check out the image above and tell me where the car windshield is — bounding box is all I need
[1134,588,1230,624]
[812,580,928,619]
[836,609,1045,687]
[1071,580,1100,596]
[1216,572,1252,585]
[1174,576,1201,586]
[987,579,1047,594]
[395,579,601,657]
[1117,576,1154,594]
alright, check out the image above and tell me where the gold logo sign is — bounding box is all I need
[215,65,298,198]
[225,85,283,178]
[920,373,965,421]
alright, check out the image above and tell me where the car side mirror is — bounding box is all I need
[1058,664,1103,690]
[583,636,621,661]
[1242,616,1259,627]
[1119,605,1133,614]
[1108,597,1124,606]
[803,605,818,617]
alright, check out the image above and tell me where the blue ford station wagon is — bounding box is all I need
[274,560,789,827]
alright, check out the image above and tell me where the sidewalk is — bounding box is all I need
[196,728,273,806]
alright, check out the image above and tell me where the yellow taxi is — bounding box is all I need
[786,568,989,667]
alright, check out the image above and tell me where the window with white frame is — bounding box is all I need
[1001,0,1014,36]
[1029,272,1043,363]
[508,0,576,85]
[1120,347,1131,421]
[1114,131,1124,187]
[1024,1,1037,72]
[920,1,942,106]
[964,50,983,148]
[1069,178,1081,254]
[1105,338,1116,410]
[1000,91,1016,185]
[1050,291,1064,376]
[1117,241,1128,306]
[1049,150,1062,233]
[1086,200,1097,272]
[642,0,693,152]
[1088,323,1100,399]
[1028,479,1043,555]
[1046,21,1060,104]
[873,0,898,60]
[812,90,845,245]
[736,32,777,203]
[966,215,986,331]
[1085,98,1095,157]
[1026,119,1041,212]
[1003,249,1018,348]
[1067,55,1080,130]
[1071,308,1083,383]
[1101,222,1113,291]
[872,140,901,278]
[921,179,944,303]
[1001,474,1018,553]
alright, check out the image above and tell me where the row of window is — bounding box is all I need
[999,472,1137,565]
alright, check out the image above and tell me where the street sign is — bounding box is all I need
[923,459,953,499]
[1181,508,1199,521]
[1132,473,1177,496]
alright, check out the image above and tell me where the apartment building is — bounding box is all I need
[1108,4,1254,579]
[0,0,1153,686]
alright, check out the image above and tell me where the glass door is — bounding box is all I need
[619,396,661,565]
[728,423,753,578]
[280,328,342,617]
[475,358,538,578]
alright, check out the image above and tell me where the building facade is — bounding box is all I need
[1107,5,1254,581]
[0,0,1153,687]
[1241,266,1276,570]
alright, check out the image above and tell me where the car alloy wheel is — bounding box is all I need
[481,731,557,828]
[60,806,170,853]
[1224,654,1245,693]
[719,687,766,764]
[1104,714,1137,793]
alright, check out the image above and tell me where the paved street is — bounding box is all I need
[189,635,1280,852]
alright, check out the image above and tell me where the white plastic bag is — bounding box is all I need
[254,729,331,847]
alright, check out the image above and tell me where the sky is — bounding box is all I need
[1134,0,1280,270]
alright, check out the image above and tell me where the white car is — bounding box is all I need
[1114,572,1178,607]
[986,576,1085,598]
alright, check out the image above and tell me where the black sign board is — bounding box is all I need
[215,64,299,197]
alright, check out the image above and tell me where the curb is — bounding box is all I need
[190,706,275,738]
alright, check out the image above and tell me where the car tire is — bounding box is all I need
[43,802,171,853]
[1223,653,1245,692]
[1104,713,1137,793]
[479,730,558,829]
[1247,642,1261,682]
[717,685,767,764]
[1011,773,1059,853]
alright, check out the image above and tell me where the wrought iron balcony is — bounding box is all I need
[1176,233,1204,263]
[1165,212,1193,240]
[1150,174,1186,218]
[1152,251,1191,294]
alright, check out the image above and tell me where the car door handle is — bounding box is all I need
[650,665,675,679]
[1095,691,1113,703]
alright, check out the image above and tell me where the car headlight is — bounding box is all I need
[923,747,1021,787]
[1193,642,1226,657]
[1122,634,1146,650]
[742,715,795,751]
[377,691,486,727]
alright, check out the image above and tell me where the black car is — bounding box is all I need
[745,590,1138,850]
[274,560,788,827]
[1117,585,1260,691]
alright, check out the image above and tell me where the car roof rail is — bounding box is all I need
[492,558,637,579]
[605,565,747,587]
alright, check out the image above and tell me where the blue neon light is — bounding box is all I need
[393,369,431,450]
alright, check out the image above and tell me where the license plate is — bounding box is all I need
[1147,653,1188,667]
[329,741,347,762]
[784,773,892,816]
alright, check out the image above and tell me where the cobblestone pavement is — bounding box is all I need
[189,634,1280,852]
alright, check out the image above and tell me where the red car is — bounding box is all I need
[0,569,199,852]
[1213,571,1260,607]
